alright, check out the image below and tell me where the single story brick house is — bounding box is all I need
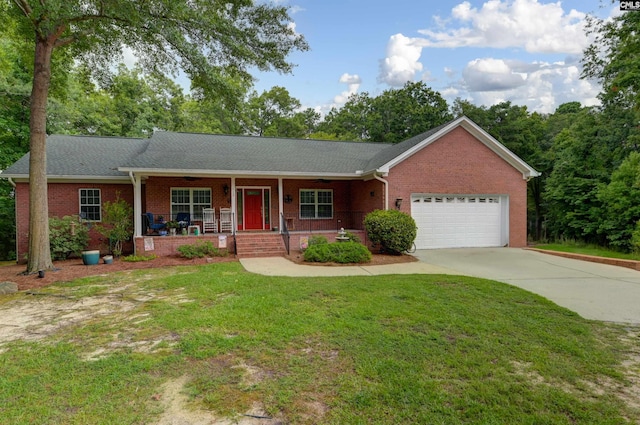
[1,116,539,259]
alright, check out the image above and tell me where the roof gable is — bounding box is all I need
[369,116,540,180]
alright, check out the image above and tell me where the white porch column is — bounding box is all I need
[132,173,142,238]
[231,177,236,232]
[278,177,284,234]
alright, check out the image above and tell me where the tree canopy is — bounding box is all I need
[4,0,308,273]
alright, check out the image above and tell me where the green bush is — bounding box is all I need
[0,196,16,261]
[308,235,329,246]
[49,216,90,260]
[303,241,372,264]
[344,230,361,243]
[96,194,133,257]
[177,241,227,259]
[364,209,417,254]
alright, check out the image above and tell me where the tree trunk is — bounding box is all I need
[26,36,55,274]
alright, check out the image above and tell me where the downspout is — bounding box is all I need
[373,173,390,210]
[8,178,17,263]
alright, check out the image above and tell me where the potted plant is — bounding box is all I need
[166,220,179,236]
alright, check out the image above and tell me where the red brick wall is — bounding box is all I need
[15,182,134,260]
[144,177,232,218]
[134,234,234,257]
[386,126,529,247]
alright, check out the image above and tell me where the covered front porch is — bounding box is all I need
[128,174,382,256]
[134,227,368,258]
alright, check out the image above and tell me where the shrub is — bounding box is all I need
[304,241,372,264]
[177,241,227,259]
[308,235,329,246]
[344,230,361,244]
[49,216,90,260]
[95,193,133,257]
[364,209,417,254]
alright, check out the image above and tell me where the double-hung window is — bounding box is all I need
[79,188,101,221]
[300,189,333,219]
[171,188,211,220]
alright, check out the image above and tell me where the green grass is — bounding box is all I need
[534,242,640,261]
[0,262,637,424]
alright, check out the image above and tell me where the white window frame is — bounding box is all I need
[299,189,333,219]
[79,188,102,222]
[171,187,212,220]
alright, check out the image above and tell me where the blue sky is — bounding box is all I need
[249,0,617,115]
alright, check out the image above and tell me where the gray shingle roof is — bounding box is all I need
[1,117,540,180]
[1,135,149,178]
[120,132,389,175]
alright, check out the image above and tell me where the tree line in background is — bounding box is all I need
[1,0,639,261]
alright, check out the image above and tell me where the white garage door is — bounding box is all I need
[411,195,507,249]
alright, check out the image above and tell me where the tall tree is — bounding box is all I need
[583,5,640,112]
[319,92,373,141]
[369,82,451,143]
[5,0,307,273]
[244,86,301,136]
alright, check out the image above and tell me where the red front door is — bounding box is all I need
[244,190,264,230]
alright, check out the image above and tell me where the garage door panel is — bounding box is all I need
[412,194,505,249]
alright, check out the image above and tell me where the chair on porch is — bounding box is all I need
[175,212,191,232]
[202,208,217,233]
[219,208,232,233]
[144,212,166,234]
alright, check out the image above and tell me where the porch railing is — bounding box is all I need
[280,213,290,255]
[143,211,235,233]
[280,211,366,233]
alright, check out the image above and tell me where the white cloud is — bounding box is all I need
[455,58,600,113]
[417,0,589,54]
[333,73,362,104]
[463,58,527,91]
[378,33,424,86]
[375,0,603,113]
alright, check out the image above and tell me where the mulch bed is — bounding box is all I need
[1,251,417,292]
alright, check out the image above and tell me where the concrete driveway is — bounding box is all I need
[414,248,640,324]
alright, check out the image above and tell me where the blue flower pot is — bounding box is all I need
[82,250,100,265]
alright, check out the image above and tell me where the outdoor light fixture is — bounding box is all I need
[395,198,403,209]
[370,191,375,197]
[223,184,229,195]
[284,194,293,204]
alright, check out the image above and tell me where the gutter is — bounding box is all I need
[373,173,389,210]
[7,177,16,188]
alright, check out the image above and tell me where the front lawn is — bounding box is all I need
[0,262,637,424]
[534,243,640,261]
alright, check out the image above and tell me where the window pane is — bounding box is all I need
[300,191,315,204]
[300,205,315,218]
[171,188,211,220]
[317,204,332,218]
[317,190,332,204]
[80,189,101,221]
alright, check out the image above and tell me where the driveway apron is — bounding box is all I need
[414,248,640,324]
